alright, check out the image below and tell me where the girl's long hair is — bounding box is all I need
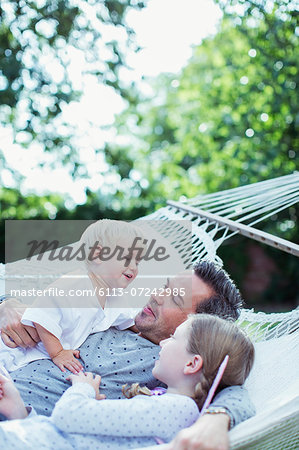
[122,383,152,399]
[187,314,254,409]
[123,314,254,409]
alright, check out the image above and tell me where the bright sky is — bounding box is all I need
[1,0,222,204]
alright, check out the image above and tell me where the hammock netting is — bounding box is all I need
[1,173,299,449]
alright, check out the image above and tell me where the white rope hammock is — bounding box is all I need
[142,172,299,270]
[230,327,299,449]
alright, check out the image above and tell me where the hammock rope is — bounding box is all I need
[152,172,299,259]
[180,172,299,223]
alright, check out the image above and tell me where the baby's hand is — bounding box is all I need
[67,372,106,400]
[52,349,83,374]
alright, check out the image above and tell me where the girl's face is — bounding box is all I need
[152,319,193,387]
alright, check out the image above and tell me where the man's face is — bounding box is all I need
[134,271,214,344]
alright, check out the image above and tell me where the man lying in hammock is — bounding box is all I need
[0,261,255,450]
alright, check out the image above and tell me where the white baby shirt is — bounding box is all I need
[0,270,140,372]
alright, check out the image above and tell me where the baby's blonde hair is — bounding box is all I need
[123,314,254,409]
[80,219,145,265]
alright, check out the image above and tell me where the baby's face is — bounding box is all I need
[92,237,140,289]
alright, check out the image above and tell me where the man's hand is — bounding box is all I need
[67,371,106,400]
[0,298,40,348]
[52,349,83,374]
[167,413,230,450]
[0,372,28,420]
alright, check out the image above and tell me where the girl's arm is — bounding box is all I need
[51,374,199,440]
[34,323,82,374]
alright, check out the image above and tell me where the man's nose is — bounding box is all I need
[154,291,165,306]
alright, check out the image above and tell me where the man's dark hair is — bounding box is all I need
[193,260,243,320]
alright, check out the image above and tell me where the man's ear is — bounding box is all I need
[183,355,203,375]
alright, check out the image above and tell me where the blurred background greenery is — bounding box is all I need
[0,0,298,311]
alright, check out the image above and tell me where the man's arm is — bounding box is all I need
[167,413,230,450]
[168,386,255,450]
[0,298,40,348]
[210,385,255,428]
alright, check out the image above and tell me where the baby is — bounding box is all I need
[0,220,146,373]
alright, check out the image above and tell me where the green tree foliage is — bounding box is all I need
[0,186,148,262]
[0,187,64,219]
[0,0,146,178]
[112,0,298,200]
[105,0,298,309]
[0,187,65,261]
